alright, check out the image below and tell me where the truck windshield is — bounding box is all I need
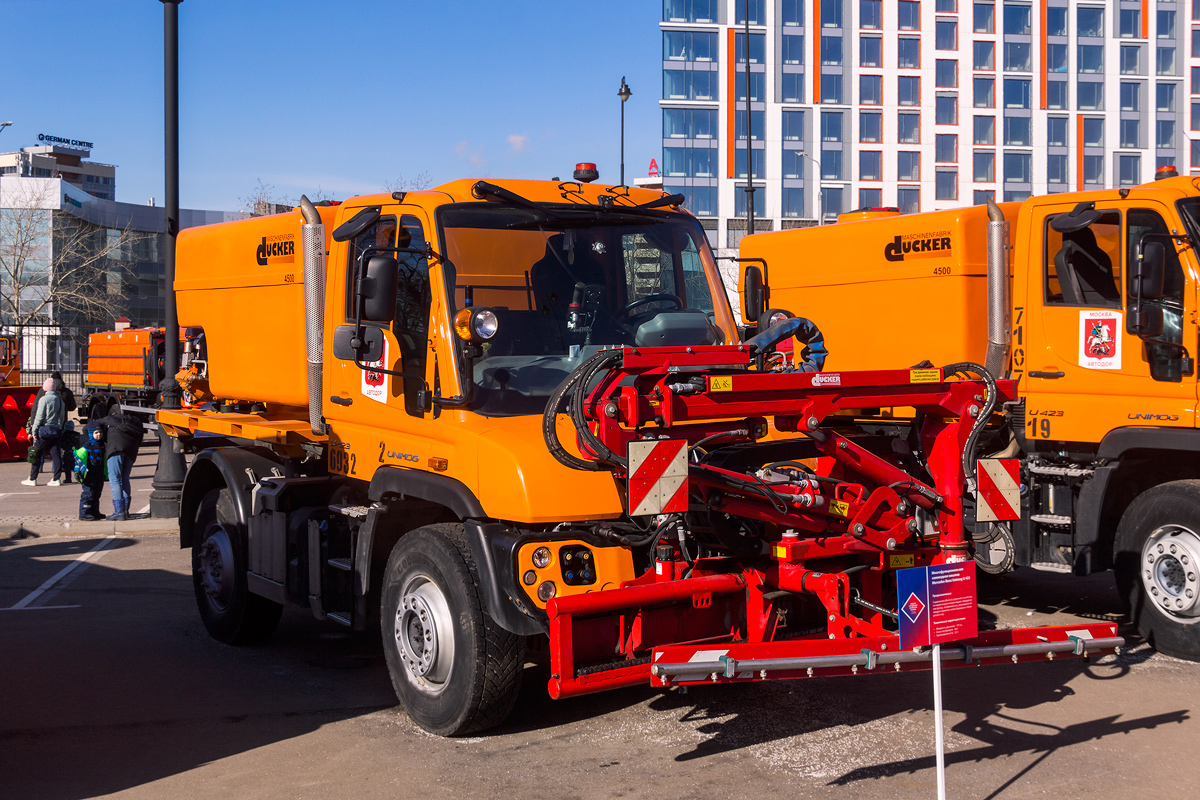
[1177,198,1200,252]
[438,204,738,416]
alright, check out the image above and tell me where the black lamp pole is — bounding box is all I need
[744,0,755,236]
[618,77,632,186]
[151,0,187,519]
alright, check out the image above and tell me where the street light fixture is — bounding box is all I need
[0,122,12,133]
[618,77,631,186]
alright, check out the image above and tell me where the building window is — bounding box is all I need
[782,150,804,178]
[974,150,995,181]
[735,109,766,139]
[1046,81,1068,109]
[663,0,717,23]
[735,32,766,63]
[1003,152,1031,183]
[899,1,921,30]
[1121,45,1141,75]
[1047,116,1068,146]
[734,0,765,24]
[734,148,764,178]
[1121,82,1141,111]
[861,0,882,29]
[1046,43,1067,73]
[822,0,845,27]
[1158,119,1177,149]
[974,115,995,144]
[1157,47,1178,76]
[898,37,921,68]
[1004,4,1031,35]
[1048,154,1068,184]
[664,69,719,101]
[821,111,844,141]
[782,35,805,65]
[664,147,688,177]
[1158,82,1178,112]
[663,108,717,138]
[898,112,921,142]
[1119,154,1141,185]
[1046,6,1067,36]
[821,34,844,65]
[1005,42,1031,72]
[821,73,844,103]
[898,76,921,105]
[974,41,995,70]
[1120,118,1141,148]
[860,36,882,67]
[936,59,958,88]
[936,19,957,50]
[1078,45,1104,74]
[860,111,883,141]
[1083,117,1104,147]
[1004,116,1031,146]
[860,149,883,180]
[974,2,994,33]
[1158,10,1177,39]
[936,94,958,124]
[1004,78,1030,108]
[1193,101,1200,130]
[663,30,717,61]
[675,186,717,216]
[974,189,996,204]
[822,148,844,179]
[782,188,806,218]
[782,0,804,26]
[1119,9,1141,38]
[782,72,805,102]
[898,151,921,181]
[974,77,995,107]
[859,187,883,207]
[897,186,920,213]
[936,133,958,162]
[861,74,883,104]
[1193,140,1200,169]
[1194,66,1200,94]
[936,0,957,12]
[1078,82,1104,109]
[936,168,958,200]
[1077,6,1104,37]
[1194,29,1200,57]
[822,187,844,218]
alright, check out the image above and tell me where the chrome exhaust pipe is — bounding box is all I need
[300,195,326,436]
[984,197,1011,378]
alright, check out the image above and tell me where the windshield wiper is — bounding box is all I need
[472,181,563,221]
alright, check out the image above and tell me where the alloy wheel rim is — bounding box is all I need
[1141,524,1200,621]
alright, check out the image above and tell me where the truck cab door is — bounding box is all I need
[1020,200,1195,446]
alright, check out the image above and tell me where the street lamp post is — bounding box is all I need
[797,152,823,224]
[618,77,631,186]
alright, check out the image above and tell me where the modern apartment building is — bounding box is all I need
[661,0,1194,250]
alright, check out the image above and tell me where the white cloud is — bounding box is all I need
[507,134,529,154]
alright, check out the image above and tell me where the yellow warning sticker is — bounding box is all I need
[910,369,941,383]
[829,500,849,517]
[772,545,787,559]
[710,376,733,392]
[889,554,915,569]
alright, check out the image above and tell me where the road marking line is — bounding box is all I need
[10,536,116,610]
[0,605,81,611]
[135,503,150,515]
[0,493,40,499]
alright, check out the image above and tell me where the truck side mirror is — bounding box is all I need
[1128,305,1164,338]
[359,255,398,322]
[331,206,381,242]
[332,324,385,361]
[1131,240,1166,301]
[743,265,764,323]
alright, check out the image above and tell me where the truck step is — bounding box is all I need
[1030,514,1072,527]
[327,558,352,572]
[1028,465,1094,478]
[327,611,352,626]
[329,505,369,519]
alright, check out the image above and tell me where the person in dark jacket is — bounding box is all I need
[95,408,144,520]
[22,378,66,487]
[28,370,77,419]
[74,425,107,521]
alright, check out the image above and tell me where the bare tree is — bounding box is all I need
[384,171,434,193]
[0,181,140,335]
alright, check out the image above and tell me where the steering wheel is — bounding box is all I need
[617,293,684,322]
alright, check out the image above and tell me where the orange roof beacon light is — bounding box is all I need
[574,163,599,183]
[1156,164,1179,180]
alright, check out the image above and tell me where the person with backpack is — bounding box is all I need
[21,377,66,487]
[74,424,108,521]
[95,408,144,521]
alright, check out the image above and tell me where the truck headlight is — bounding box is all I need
[453,308,499,342]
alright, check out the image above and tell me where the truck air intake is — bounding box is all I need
[984,197,1011,378]
[300,195,326,435]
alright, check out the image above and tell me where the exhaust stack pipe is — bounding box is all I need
[300,195,326,435]
[984,197,1011,378]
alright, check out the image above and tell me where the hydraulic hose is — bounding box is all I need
[543,351,612,471]
[569,350,626,468]
[940,361,998,493]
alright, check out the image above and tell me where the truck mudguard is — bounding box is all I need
[463,521,547,636]
[179,446,283,549]
[1097,427,1200,458]
[367,465,487,519]
[1072,462,1119,575]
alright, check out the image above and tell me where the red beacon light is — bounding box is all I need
[1156,164,1179,180]
[573,163,599,183]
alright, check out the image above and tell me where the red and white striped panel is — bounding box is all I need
[627,439,688,517]
[976,458,1021,522]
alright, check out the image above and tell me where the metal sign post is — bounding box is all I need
[932,643,946,800]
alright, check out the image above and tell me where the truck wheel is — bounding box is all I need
[192,487,283,644]
[380,523,524,736]
[1114,481,1200,661]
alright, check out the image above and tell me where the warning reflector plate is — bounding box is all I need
[976,458,1021,522]
[627,439,688,516]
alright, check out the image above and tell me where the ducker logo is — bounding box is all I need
[884,233,953,262]
[256,235,296,266]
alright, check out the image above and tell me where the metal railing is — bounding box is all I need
[3,324,101,392]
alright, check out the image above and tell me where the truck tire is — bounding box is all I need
[380,523,524,736]
[192,487,283,644]
[1114,481,1200,661]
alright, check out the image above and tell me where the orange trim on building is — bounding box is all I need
[1141,0,1149,39]
[813,0,822,104]
[727,26,737,179]
[1076,115,1084,191]
[1039,1,1048,110]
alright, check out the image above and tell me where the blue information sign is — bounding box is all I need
[897,561,978,650]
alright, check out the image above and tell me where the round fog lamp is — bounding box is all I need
[472,309,499,340]
[523,570,537,586]
[532,546,551,568]
[453,308,473,341]
[537,581,557,602]
[767,310,790,327]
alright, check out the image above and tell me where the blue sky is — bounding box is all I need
[1,1,663,211]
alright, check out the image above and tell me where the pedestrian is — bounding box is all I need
[21,377,66,487]
[74,424,108,521]
[28,370,77,417]
[95,407,144,521]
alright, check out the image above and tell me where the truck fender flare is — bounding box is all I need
[179,447,283,549]
[367,465,487,519]
[1098,427,1200,458]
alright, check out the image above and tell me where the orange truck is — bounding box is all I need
[81,326,195,422]
[157,175,1120,737]
[0,335,37,460]
[738,175,1200,663]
